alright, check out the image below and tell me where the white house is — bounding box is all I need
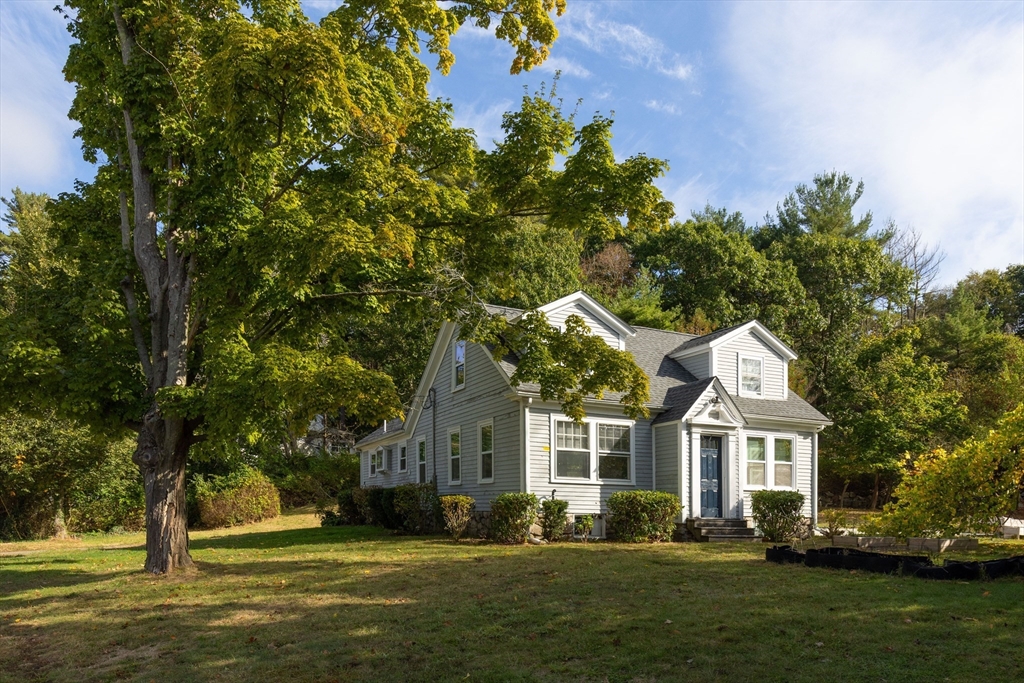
[355,291,831,538]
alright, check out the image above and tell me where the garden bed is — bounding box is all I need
[831,535,979,552]
[767,545,1024,580]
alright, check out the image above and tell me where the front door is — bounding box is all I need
[700,435,722,517]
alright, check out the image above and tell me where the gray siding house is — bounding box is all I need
[355,291,831,534]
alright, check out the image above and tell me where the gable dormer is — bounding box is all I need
[533,291,635,350]
[669,321,796,400]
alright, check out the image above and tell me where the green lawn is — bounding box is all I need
[2,511,1022,682]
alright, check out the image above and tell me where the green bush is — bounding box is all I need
[574,514,595,542]
[750,490,806,542]
[539,499,570,542]
[490,492,538,544]
[194,466,281,529]
[351,486,375,525]
[393,483,440,534]
[820,508,847,540]
[607,490,682,542]
[379,488,402,530]
[336,488,364,525]
[439,495,475,540]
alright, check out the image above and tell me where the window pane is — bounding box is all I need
[741,358,762,393]
[746,437,766,461]
[455,365,465,386]
[419,462,426,483]
[774,438,793,462]
[747,462,765,486]
[599,455,630,480]
[775,463,793,487]
[556,421,588,450]
[599,424,630,453]
[451,456,460,482]
[418,441,426,463]
[450,432,460,457]
[556,450,590,478]
[400,446,407,470]
[481,424,493,453]
[455,340,465,364]
[481,452,493,480]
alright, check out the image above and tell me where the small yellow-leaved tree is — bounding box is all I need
[866,404,1024,538]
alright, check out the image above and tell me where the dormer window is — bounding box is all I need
[740,356,763,397]
[453,340,466,390]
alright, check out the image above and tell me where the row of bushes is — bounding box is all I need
[327,486,810,544]
[192,466,281,529]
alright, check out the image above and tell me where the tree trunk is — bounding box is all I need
[134,406,193,573]
[53,496,68,540]
[840,480,850,509]
[870,472,881,511]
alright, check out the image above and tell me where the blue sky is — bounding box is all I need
[2,1,1022,285]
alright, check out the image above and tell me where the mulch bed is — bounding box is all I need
[766,545,1024,580]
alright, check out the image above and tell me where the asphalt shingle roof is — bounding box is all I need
[731,393,832,424]
[355,418,405,448]
[668,321,749,355]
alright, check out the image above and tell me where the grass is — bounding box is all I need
[2,510,1022,683]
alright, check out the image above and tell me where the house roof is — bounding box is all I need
[355,418,406,448]
[355,300,829,450]
[731,393,832,425]
[669,320,798,362]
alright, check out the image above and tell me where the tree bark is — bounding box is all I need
[134,406,193,574]
[870,472,881,511]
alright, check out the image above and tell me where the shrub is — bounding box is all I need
[574,514,594,543]
[490,492,539,544]
[194,466,281,529]
[379,488,403,530]
[393,483,440,534]
[539,499,570,542]
[865,405,1024,538]
[750,490,805,542]
[351,486,375,525]
[336,488,364,525]
[820,508,848,541]
[607,490,682,542]
[439,495,475,540]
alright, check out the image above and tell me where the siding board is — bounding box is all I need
[715,332,787,399]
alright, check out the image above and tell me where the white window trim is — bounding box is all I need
[743,433,797,491]
[416,437,427,484]
[548,414,635,485]
[738,353,765,398]
[370,447,383,478]
[452,339,467,392]
[478,419,494,484]
[448,426,462,486]
[398,441,408,473]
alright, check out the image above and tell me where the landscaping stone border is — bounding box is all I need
[832,535,979,552]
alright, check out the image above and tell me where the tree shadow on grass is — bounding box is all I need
[188,524,450,551]
[4,540,1023,683]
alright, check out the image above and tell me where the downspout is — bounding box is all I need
[811,429,820,526]
[522,397,532,494]
[428,387,437,484]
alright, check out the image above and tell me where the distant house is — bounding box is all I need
[356,291,831,537]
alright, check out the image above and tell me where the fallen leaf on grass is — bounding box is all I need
[883,646,894,652]
[664,619,673,624]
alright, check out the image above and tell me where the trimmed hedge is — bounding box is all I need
[539,499,570,542]
[750,490,805,542]
[194,466,281,529]
[490,492,538,544]
[607,490,681,542]
[439,495,475,540]
[393,483,440,534]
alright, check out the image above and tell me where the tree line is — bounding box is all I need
[1,1,1021,569]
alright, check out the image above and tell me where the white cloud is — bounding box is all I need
[452,100,513,150]
[561,6,695,81]
[644,100,680,115]
[0,3,85,195]
[535,55,592,79]
[725,3,1024,283]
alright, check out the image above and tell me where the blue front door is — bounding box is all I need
[700,435,722,517]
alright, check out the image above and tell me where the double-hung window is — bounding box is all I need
[746,437,766,486]
[453,340,466,390]
[449,428,461,485]
[774,437,794,487]
[555,421,590,479]
[745,435,796,488]
[370,448,383,477]
[399,444,408,473]
[598,424,631,480]
[740,355,763,396]
[479,421,494,483]
[553,418,632,483]
[417,439,427,484]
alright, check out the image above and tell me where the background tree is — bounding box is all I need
[0,0,668,572]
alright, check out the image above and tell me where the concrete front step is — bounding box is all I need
[692,518,751,529]
[685,517,763,542]
[704,535,764,543]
